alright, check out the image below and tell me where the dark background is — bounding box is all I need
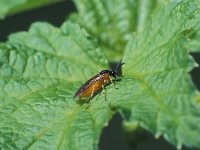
[0,0,199,150]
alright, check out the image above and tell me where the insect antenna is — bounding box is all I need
[114,60,125,75]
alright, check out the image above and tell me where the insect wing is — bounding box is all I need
[73,74,100,98]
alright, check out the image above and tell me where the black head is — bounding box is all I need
[99,70,116,78]
[109,70,117,78]
[99,61,125,78]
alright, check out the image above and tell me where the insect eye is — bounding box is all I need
[110,71,116,77]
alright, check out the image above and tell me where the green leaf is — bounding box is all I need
[186,30,200,52]
[71,0,172,60]
[1,0,200,150]
[117,1,200,149]
[0,0,61,19]
[185,0,200,52]
[197,94,200,105]
[0,21,112,149]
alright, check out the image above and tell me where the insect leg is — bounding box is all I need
[102,84,107,101]
[86,88,95,109]
[90,87,95,99]
[85,101,92,109]
[109,76,118,89]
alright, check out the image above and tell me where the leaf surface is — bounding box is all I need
[187,30,200,52]
[0,0,60,19]
[118,1,200,148]
[0,1,200,150]
[0,21,111,150]
[71,0,171,60]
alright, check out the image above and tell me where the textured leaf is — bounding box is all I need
[187,30,200,52]
[0,21,112,150]
[118,1,200,149]
[0,0,200,150]
[185,0,200,52]
[0,0,60,19]
[72,0,171,60]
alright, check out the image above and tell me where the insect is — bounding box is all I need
[73,62,124,105]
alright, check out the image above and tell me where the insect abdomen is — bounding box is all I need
[75,73,111,100]
[78,81,102,98]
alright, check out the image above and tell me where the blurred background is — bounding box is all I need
[0,0,199,150]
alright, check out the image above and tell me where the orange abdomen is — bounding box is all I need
[78,74,111,99]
